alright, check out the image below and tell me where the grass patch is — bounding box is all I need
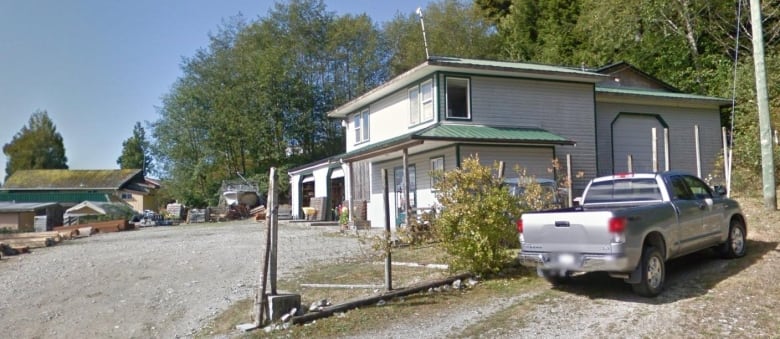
[197,244,538,338]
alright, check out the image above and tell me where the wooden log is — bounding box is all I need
[0,231,62,243]
[77,227,94,237]
[1,237,54,248]
[291,273,472,325]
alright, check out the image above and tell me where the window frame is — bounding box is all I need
[408,78,434,127]
[430,156,444,188]
[354,109,370,144]
[445,77,471,120]
[408,87,420,125]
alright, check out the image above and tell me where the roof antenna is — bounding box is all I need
[416,7,430,60]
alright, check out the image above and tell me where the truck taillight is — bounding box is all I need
[516,219,523,233]
[608,217,626,233]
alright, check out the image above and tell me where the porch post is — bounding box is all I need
[403,148,411,228]
[347,161,354,224]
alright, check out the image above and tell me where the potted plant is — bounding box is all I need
[338,205,349,231]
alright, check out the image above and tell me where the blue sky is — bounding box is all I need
[0,0,426,180]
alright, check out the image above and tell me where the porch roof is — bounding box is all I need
[340,123,574,162]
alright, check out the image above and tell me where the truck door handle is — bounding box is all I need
[555,221,570,227]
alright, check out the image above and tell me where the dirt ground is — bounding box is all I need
[1,195,778,338]
[0,221,364,338]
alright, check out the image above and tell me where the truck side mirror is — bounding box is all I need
[713,185,727,196]
[573,197,582,207]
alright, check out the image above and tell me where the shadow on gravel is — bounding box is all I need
[548,239,779,304]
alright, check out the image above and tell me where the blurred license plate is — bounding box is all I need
[557,253,575,265]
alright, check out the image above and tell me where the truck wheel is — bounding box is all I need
[719,219,747,259]
[631,246,665,297]
[540,269,570,286]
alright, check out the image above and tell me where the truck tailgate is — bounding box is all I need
[521,210,616,253]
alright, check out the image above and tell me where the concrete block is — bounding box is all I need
[266,294,301,323]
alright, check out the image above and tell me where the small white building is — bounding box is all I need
[289,58,729,228]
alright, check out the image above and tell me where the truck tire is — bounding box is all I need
[631,246,665,297]
[719,219,747,259]
[540,269,570,286]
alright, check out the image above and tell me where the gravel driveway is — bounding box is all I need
[0,221,362,338]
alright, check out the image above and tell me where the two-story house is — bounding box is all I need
[289,57,729,228]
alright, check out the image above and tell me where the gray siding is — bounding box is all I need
[466,76,597,191]
[596,102,723,177]
[459,145,555,180]
[612,115,667,173]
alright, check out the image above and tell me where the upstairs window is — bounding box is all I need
[408,87,419,125]
[408,79,434,126]
[421,80,433,121]
[354,109,369,144]
[446,77,470,119]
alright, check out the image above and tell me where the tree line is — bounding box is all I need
[4,0,779,206]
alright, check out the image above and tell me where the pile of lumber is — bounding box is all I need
[54,219,132,235]
[0,231,68,255]
[250,205,266,221]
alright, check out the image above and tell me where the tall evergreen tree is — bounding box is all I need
[117,121,152,175]
[3,110,68,180]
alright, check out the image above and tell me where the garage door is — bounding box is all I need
[612,114,666,173]
[460,145,555,180]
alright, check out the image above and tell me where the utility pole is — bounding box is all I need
[750,0,777,210]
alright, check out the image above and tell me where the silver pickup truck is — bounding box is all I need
[518,171,747,297]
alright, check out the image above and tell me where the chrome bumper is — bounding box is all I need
[518,251,632,272]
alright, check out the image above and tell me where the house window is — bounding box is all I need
[120,192,133,200]
[354,110,370,144]
[430,156,444,187]
[408,79,434,126]
[408,87,420,125]
[446,77,470,119]
[421,80,433,122]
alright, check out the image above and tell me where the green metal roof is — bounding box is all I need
[596,87,730,103]
[428,57,604,78]
[416,124,573,144]
[0,191,112,204]
[339,123,572,161]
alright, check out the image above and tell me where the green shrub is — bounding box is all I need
[432,156,522,275]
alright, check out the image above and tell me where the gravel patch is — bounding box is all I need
[0,221,362,338]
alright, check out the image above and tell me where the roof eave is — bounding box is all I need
[328,59,607,119]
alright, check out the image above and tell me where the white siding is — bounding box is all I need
[468,76,596,190]
[367,146,457,229]
[290,173,301,219]
[346,78,438,153]
[596,102,722,177]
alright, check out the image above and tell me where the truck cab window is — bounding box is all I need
[669,176,694,200]
[683,176,713,200]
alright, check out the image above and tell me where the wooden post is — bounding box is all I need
[652,127,658,172]
[664,128,670,171]
[627,154,633,173]
[497,161,505,179]
[382,169,392,291]
[566,154,573,207]
[402,148,411,228]
[694,125,701,177]
[268,167,278,295]
[722,127,731,196]
[253,168,276,326]
[347,162,354,224]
